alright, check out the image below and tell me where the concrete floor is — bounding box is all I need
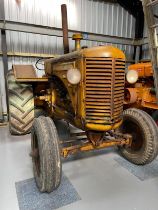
[0,126,158,210]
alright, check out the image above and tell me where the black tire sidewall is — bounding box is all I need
[31,116,61,192]
[31,119,45,191]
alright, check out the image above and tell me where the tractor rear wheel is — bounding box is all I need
[7,70,34,135]
[119,108,158,165]
[31,116,61,192]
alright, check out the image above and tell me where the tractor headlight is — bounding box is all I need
[126,70,138,84]
[67,68,81,85]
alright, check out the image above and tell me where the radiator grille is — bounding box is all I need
[85,58,125,125]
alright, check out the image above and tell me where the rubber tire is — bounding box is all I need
[119,108,158,165]
[7,70,34,135]
[31,116,61,193]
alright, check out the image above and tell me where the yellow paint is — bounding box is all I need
[128,62,152,77]
[61,136,130,158]
[126,62,158,110]
[86,120,122,131]
[72,33,83,51]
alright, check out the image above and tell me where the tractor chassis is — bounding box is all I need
[61,132,132,158]
[30,131,131,159]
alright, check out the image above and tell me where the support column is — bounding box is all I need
[0,0,9,119]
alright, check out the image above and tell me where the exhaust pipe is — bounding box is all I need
[61,4,69,54]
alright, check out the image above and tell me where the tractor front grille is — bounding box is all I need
[85,57,125,125]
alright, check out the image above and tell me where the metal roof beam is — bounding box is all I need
[0,20,139,46]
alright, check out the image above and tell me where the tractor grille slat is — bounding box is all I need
[85,58,125,125]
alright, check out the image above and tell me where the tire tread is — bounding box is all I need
[119,108,158,165]
[7,70,34,135]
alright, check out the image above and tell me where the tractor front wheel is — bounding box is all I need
[119,108,158,165]
[31,116,61,192]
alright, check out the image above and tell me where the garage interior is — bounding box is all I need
[0,0,158,210]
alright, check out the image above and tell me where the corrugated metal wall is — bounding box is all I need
[4,0,135,63]
[0,0,136,113]
[5,0,135,36]
[142,24,149,60]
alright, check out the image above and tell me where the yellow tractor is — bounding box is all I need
[7,5,158,193]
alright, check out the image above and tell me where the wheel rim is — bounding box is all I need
[121,118,144,151]
[32,133,40,177]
